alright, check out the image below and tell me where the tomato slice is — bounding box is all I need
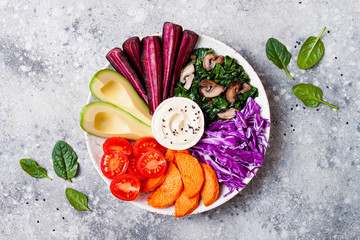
[101,152,129,179]
[127,155,147,180]
[110,174,140,201]
[103,137,132,155]
[133,137,166,159]
[137,150,167,178]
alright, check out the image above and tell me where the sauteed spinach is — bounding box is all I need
[174,48,258,124]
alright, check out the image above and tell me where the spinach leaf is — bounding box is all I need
[65,188,91,211]
[19,158,51,180]
[52,141,78,182]
[292,83,338,109]
[266,38,293,79]
[297,27,326,69]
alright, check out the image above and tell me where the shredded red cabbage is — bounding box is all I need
[191,98,270,196]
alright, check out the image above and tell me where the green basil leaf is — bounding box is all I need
[292,83,338,109]
[19,159,52,180]
[297,27,326,69]
[52,141,78,182]
[266,38,293,79]
[65,188,91,211]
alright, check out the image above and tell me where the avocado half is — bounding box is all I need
[80,102,152,140]
[89,69,152,125]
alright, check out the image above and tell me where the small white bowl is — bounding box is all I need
[85,33,271,216]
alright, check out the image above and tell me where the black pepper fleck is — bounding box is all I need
[185,110,187,112]
[26,202,29,204]
[296,104,298,107]
[192,105,195,109]
[299,1,302,3]
[43,199,45,201]
[181,128,183,130]
[53,229,55,232]
[56,208,59,211]
[335,57,337,59]
[169,108,173,111]
[284,133,287,136]
[303,107,305,109]
[346,122,349,125]
[340,74,343,76]
[293,129,295,131]
[162,119,165,122]
[317,109,320,111]
[170,141,173,144]
[291,108,293,110]
[37,220,39,223]
[291,124,293,127]
[327,30,330,33]
[62,217,65,220]
[184,139,187,142]
[326,86,329,88]
[35,199,38,201]
[294,46,297,48]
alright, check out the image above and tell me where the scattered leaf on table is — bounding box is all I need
[266,38,293,79]
[52,141,78,182]
[297,27,327,69]
[292,83,338,109]
[65,188,91,211]
[19,158,51,180]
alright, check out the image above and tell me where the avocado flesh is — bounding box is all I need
[90,69,152,125]
[80,102,152,140]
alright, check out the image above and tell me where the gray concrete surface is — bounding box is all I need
[1,0,359,239]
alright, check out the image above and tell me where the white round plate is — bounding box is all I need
[85,33,270,216]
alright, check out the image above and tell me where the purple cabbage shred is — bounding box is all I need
[191,98,270,196]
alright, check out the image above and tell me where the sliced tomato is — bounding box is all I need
[103,137,132,155]
[101,152,129,179]
[110,174,140,201]
[133,137,166,159]
[127,155,147,180]
[137,150,167,178]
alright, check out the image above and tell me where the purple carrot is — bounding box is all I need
[169,30,199,97]
[162,22,183,101]
[141,36,163,114]
[122,37,145,80]
[106,48,148,105]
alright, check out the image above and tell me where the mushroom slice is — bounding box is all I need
[225,81,241,103]
[217,108,237,119]
[203,54,225,71]
[239,83,252,94]
[199,79,226,98]
[180,64,195,90]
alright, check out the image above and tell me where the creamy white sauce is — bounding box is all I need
[152,97,204,150]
